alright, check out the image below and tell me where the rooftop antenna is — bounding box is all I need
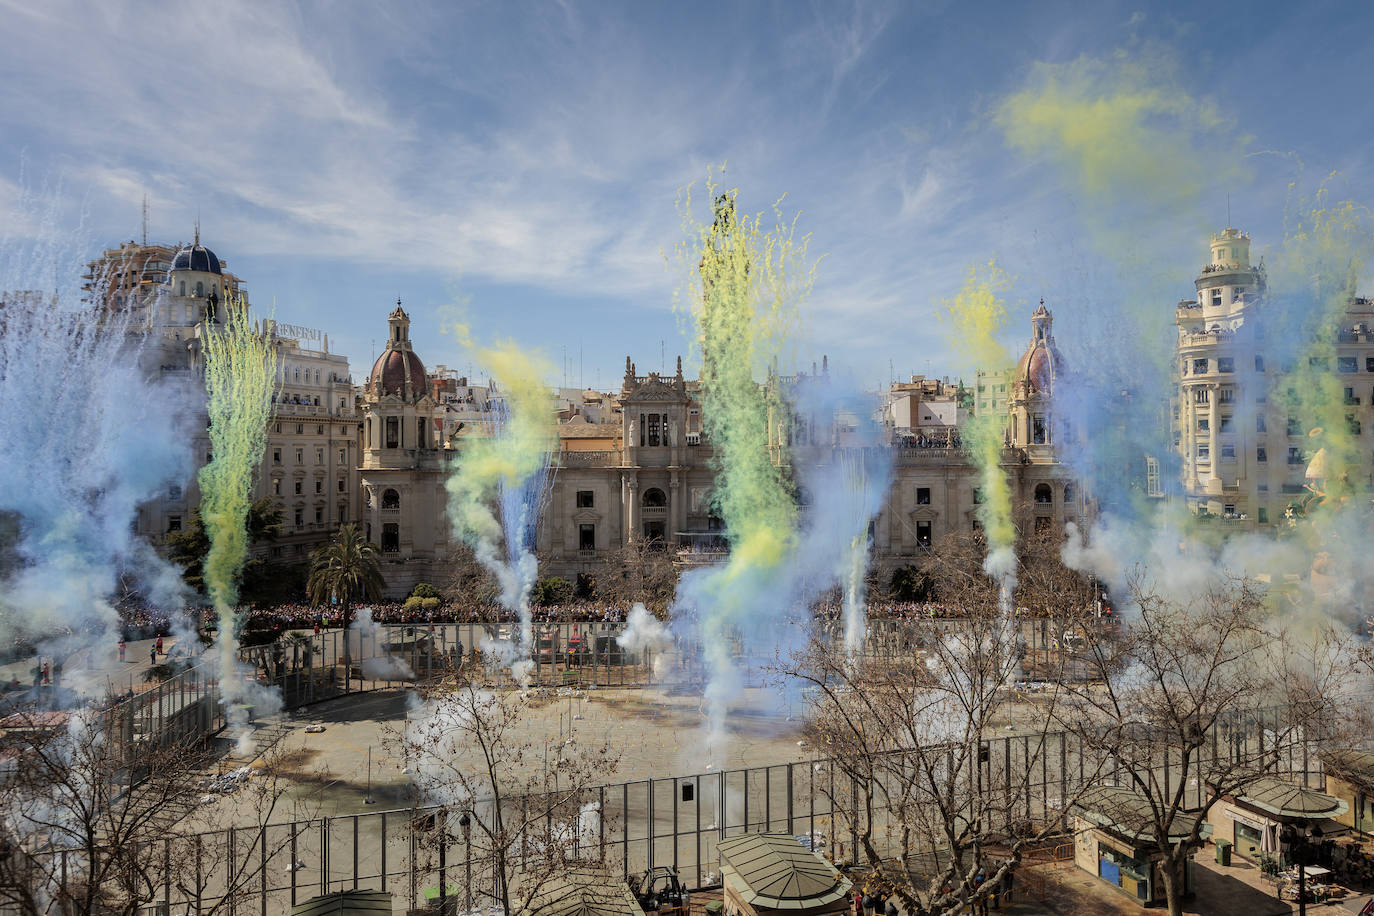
[194,211,200,247]
[141,193,149,246]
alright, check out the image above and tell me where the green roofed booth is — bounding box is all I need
[516,867,642,916]
[290,890,393,916]
[1072,784,1210,907]
[1206,775,1349,865]
[718,833,853,916]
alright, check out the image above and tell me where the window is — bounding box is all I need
[1258,507,1269,524]
[1197,443,1210,460]
[296,423,304,435]
[1256,416,1266,433]
[576,490,594,508]
[273,478,282,495]
[1219,416,1233,433]
[1345,387,1359,405]
[579,523,596,551]
[1034,483,1052,504]
[294,481,303,496]
[972,487,984,505]
[1287,418,1301,436]
[317,424,324,435]
[1223,503,1236,516]
[294,448,304,464]
[1258,483,1268,492]
[1348,415,1362,436]
[1064,482,1075,503]
[1256,447,1267,463]
[274,423,281,433]
[314,508,323,525]
[1221,444,1236,459]
[643,488,667,508]
[273,448,282,465]
[315,480,323,494]
[1367,357,1374,373]
[916,521,932,548]
[382,488,400,510]
[1193,358,1209,374]
[195,281,204,297]
[1217,357,1234,373]
[294,509,304,527]
[1310,356,1329,370]
[417,418,427,448]
[647,413,662,447]
[385,417,399,449]
[168,484,182,500]
[1255,355,1266,372]
[1288,446,1303,465]
[338,504,347,524]
[1032,415,1048,444]
[1193,388,1209,404]
[179,280,186,296]
[338,478,345,493]
[167,515,182,533]
[382,523,399,552]
[1211,289,1222,307]
[1196,417,1210,433]
[1218,388,1235,403]
[1339,356,1357,373]
[917,487,931,505]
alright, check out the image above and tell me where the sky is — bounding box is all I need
[3,0,1373,391]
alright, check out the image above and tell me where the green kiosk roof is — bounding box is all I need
[718,833,852,911]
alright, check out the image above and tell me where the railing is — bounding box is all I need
[63,703,1328,916]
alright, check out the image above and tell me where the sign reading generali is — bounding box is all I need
[269,320,323,342]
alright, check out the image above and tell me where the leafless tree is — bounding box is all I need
[399,668,622,916]
[0,704,312,916]
[593,539,679,614]
[1057,574,1355,916]
[780,550,1103,915]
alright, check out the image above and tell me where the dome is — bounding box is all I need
[369,348,427,397]
[172,243,223,275]
[1014,302,1063,396]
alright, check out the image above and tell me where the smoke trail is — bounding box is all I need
[443,319,554,684]
[784,372,893,655]
[996,50,1374,632]
[939,261,1017,610]
[670,182,818,754]
[0,180,191,692]
[199,295,277,735]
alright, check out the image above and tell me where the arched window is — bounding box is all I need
[382,488,400,510]
[382,523,399,552]
[642,488,666,508]
[195,281,204,297]
[1034,483,1053,504]
[179,281,186,296]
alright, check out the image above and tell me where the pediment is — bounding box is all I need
[909,506,939,521]
[572,509,601,523]
[625,379,684,403]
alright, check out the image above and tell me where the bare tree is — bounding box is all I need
[593,539,679,614]
[780,557,1103,915]
[399,668,622,916]
[1058,575,1353,916]
[0,704,311,916]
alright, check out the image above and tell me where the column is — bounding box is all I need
[669,472,682,545]
[1208,384,1220,490]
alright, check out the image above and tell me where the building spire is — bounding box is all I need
[141,193,149,246]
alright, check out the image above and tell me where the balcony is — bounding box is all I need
[557,450,623,467]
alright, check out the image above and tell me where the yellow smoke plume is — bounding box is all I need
[198,295,277,677]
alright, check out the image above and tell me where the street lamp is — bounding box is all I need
[459,812,472,915]
[1281,820,1325,916]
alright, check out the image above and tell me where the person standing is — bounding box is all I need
[155,635,164,655]
[117,639,126,662]
[150,645,157,667]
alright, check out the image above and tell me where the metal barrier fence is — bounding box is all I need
[85,705,1325,916]
[233,616,1111,704]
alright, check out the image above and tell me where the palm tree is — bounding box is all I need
[307,524,385,680]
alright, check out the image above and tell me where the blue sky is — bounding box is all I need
[3,0,1372,390]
